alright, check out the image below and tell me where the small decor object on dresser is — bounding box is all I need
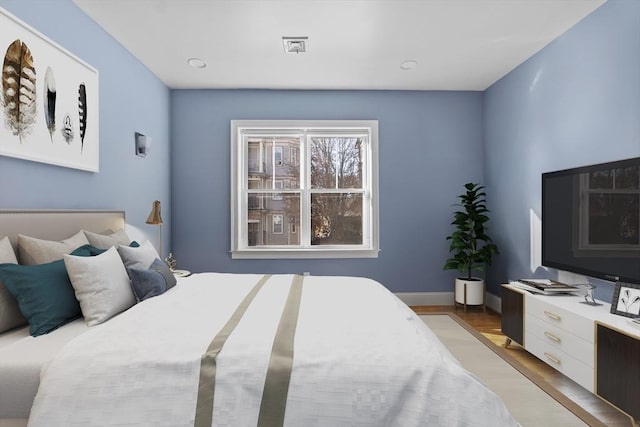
[610,281,640,318]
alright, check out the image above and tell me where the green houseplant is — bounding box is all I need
[443,182,499,309]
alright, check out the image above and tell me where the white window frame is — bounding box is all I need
[231,120,379,259]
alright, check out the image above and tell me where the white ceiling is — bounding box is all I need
[73,0,606,91]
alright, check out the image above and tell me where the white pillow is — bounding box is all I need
[64,246,135,326]
[18,231,89,265]
[83,229,131,249]
[117,240,160,271]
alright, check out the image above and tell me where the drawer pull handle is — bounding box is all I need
[544,352,561,365]
[544,331,561,343]
[544,310,561,321]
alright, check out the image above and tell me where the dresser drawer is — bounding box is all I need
[525,296,593,343]
[525,313,593,367]
[525,330,594,392]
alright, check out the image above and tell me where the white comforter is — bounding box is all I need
[28,273,517,426]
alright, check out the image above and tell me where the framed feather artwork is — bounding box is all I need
[611,281,640,318]
[0,7,98,172]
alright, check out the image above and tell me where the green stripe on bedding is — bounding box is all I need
[257,274,304,427]
[194,274,272,427]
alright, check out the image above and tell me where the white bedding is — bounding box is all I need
[28,273,517,426]
[0,319,87,419]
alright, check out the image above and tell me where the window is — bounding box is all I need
[231,120,379,258]
[274,146,283,166]
[576,166,640,253]
[272,214,284,234]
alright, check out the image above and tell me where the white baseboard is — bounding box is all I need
[395,291,503,313]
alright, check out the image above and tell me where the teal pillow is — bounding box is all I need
[72,242,137,257]
[0,260,81,336]
[71,244,107,257]
[129,258,177,302]
[0,244,105,336]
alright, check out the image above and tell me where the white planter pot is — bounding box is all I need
[455,277,485,306]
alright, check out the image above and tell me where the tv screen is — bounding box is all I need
[542,157,640,284]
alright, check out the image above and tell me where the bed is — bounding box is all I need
[0,210,518,427]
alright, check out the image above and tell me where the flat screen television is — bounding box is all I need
[542,156,640,284]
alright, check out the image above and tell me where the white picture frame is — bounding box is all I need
[0,7,99,172]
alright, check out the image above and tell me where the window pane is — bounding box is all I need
[247,137,300,189]
[589,170,613,189]
[614,166,639,189]
[310,137,363,189]
[311,193,362,245]
[247,193,300,246]
[588,193,639,245]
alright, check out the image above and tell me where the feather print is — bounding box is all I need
[43,67,56,142]
[78,82,87,152]
[2,39,36,143]
[61,113,73,143]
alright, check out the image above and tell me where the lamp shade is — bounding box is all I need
[145,200,163,225]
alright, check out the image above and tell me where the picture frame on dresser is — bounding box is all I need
[610,281,640,318]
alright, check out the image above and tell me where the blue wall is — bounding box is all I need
[5,0,637,301]
[0,0,171,255]
[484,0,640,303]
[171,90,484,293]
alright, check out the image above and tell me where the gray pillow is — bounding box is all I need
[18,231,89,265]
[0,236,17,264]
[83,229,131,249]
[117,240,159,271]
[0,236,26,333]
[64,246,136,326]
[129,258,177,302]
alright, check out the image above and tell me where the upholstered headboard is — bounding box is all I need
[0,210,125,249]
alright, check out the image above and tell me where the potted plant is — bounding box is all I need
[443,182,499,310]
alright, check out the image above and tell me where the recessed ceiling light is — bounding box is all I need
[282,37,308,54]
[187,57,207,68]
[400,60,418,70]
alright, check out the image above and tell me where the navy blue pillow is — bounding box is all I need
[129,258,177,302]
[0,260,81,336]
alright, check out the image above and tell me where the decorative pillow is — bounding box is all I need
[129,258,177,302]
[0,260,82,336]
[64,246,136,326]
[18,231,89,265]
[117,240,160,271]
[71,244,107,257]
[0,236,17,264]
[83,229,131,249]
[0,236,26,333]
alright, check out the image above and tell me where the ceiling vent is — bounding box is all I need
[282,37,308,54]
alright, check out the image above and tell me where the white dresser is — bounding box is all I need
[522,290,602,391]
[501,283,640,425]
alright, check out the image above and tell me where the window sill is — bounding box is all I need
[231,248,379,259]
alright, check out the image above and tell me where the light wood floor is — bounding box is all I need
[412,305,634,427]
